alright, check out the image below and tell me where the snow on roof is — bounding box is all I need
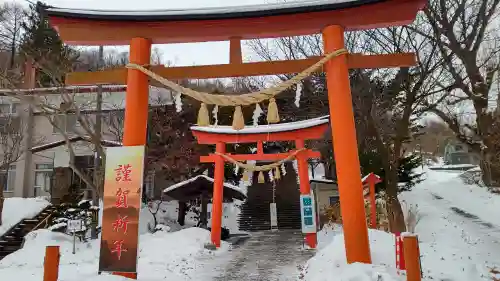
[45,0,371,20]
[163,175,245,195]
[191,115,329,135]
[361,173,381,183]
[310,178,336,184]
[31,136,121,153]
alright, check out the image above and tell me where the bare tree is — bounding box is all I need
[0,107,33,225]
[0,2,25,69]
[412,0,500,185]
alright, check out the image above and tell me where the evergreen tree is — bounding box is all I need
[20,2,78,86]
[359,150,424,194]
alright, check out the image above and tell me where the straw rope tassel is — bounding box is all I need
[258,171,265,183]
[197,103,210,126]
[275,166,281,180]
[232,106,245,130]
[242,170,249,182]
[266,98,280,124]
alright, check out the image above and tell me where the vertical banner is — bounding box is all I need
[99,146,145,273]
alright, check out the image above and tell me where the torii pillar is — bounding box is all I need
[323,25,371,264]
[113,37,151,280]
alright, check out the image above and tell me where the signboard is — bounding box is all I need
[99,146,145,274]
[300,194,317,234]
[270,203,278,228]
[67,220,82,232]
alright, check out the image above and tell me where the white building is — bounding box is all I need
[1,85,174,200]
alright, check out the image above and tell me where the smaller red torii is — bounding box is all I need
[191,116,330,248]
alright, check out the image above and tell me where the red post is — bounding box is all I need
[403,235,421,281]
[364,173,381,229]
[395,232,406,271]
[43,246,60,281]
[295,139,317,248]
[211,142,226,247]
[323,25,371,263]
[370,181,376,229]
[123,37,152,147]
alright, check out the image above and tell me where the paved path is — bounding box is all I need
[202,230,314,281]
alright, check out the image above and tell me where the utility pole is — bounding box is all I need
[91,46,104,239]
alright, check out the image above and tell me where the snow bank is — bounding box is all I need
[423,169,500,228]
[0,197,50,236]
[0,227,229,281]
[301,229,401,281]
[400,168,500,281]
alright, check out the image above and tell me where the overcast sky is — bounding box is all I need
[6,0,295,66]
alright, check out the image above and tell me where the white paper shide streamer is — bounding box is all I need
[292,160,300,184]
[212,105,219,126]
[281,163,287,176]
[252,103,263,126]
[174,93,183,112]
[268,170,274,182]
[295,82,303,108]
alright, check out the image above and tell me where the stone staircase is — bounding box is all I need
[0,204,57,260]
[238,163,301,231]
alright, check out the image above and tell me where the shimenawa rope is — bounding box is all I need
[126,48,348,130]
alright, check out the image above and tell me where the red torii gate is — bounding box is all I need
[45,0,426,269]
[191,116,330,248]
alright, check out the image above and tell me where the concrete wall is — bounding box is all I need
[311,181,339,212]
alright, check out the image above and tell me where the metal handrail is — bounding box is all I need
[32,212,53,232]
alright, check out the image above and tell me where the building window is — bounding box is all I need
[53,114,77,133]
[35,164,54,193]
[0,165,16,192]
[329,196,339,206]
[0,103,18,115]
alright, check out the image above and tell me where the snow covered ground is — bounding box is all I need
[0,197,50,236]
[301,228,401,281]
[400,168,500,281]
[1,168,499,281]
[0,227,230,281]
[302,168,500,281]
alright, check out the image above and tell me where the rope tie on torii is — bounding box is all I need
[125,48,348,130]
[214,148,306,184]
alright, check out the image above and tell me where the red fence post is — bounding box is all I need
[395,232,406,271]
[403,234,422,281]
[43,246,60,281]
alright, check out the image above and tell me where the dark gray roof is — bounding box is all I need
[44,0,386,21]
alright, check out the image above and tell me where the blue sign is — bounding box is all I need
[299,194,317,234]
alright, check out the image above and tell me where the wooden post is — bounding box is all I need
[403,235,421,281]
[43,246,60,281]
[229,37,243,64]
[364,173,381,229]
[114,37,151,280]
[123,37,152,147]
[211,142,226,247]
[369,181,376,229]
[295,139,317,248]
[323,25,371,264]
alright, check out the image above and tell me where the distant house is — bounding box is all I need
[443,140,479,165]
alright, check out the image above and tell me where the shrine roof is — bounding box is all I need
[44,0,426,45]
[45,0,387,21]
[31,136,121,153]
[191,115,330,135]
[163,175,246,201]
